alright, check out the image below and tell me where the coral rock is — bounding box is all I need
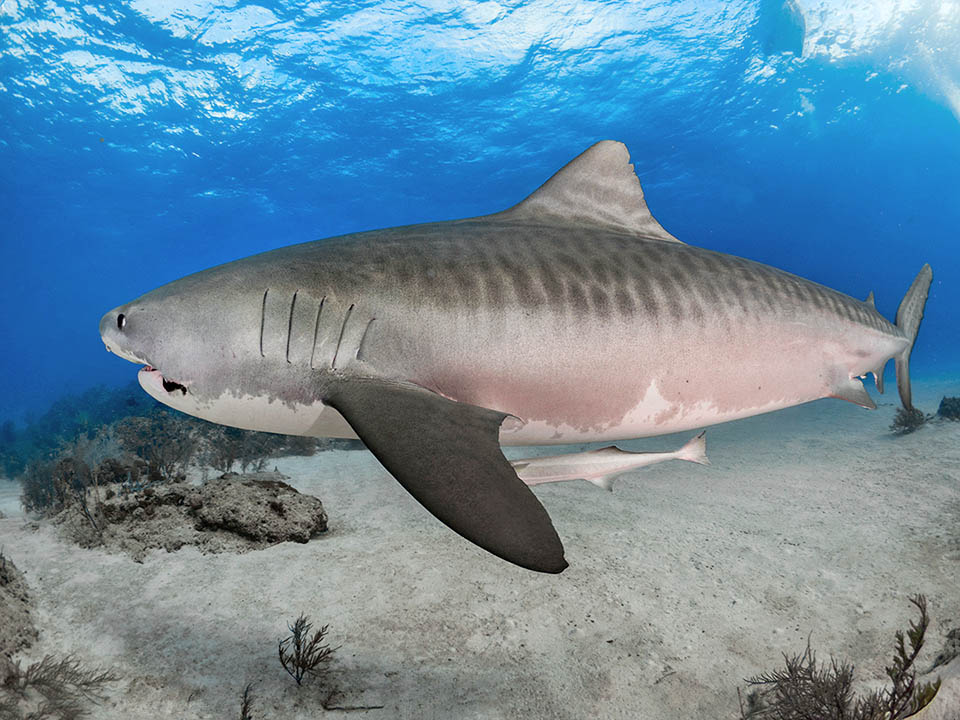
[189,472,328,543]
[0,552,38,660]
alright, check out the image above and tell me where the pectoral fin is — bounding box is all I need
[324,379,568,574]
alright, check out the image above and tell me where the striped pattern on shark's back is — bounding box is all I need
[313,224,898,341]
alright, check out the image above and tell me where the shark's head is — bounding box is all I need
[99,259,323,435]
[99,244,365,440]
[100,300,190,400]
[99,267,243,416]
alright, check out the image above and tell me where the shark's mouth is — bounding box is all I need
[140,366,188,396]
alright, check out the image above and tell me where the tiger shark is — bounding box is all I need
[99,141,932,574]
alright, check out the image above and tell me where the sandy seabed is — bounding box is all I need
[1,378,959,720]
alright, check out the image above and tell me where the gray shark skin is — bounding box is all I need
[99,141,933,574]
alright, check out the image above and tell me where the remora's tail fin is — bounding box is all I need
[894,264,933,410]
[677,431,709,466]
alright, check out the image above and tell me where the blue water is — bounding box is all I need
[1,0,958,425]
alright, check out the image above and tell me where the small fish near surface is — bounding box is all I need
[99,141,932,574]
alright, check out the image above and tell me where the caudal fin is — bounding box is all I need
[677,431,710,466]
[894,264,933,410]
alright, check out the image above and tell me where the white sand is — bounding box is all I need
[0,480,21,519]
[1,379,958,719]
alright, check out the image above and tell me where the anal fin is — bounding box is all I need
[587,474,616,492]
[325,378,567,574]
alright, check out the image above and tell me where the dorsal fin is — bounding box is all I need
[494,141,682,243]
[864,291,875,308]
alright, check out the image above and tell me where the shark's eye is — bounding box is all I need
[117,313,126,330]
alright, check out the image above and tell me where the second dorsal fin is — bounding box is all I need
[494,141,682,243]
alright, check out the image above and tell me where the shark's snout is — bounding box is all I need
[99,309,115,337]
[99,306,152,367]
[100,303,192,402]
[99,307,126,356]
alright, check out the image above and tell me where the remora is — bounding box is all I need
[99,141,933,574]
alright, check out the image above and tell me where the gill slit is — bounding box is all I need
[285,290,298,364]
[331,303,355,370]
[309,296,326,370]
[357,317,375,361]
[259,289,268,358]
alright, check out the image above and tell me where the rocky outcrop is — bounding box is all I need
[55,472,328,561]
[188,472,328,544]
[0,551,37,666]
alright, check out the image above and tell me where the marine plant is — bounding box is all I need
[239,682,254,720]
[286,434,325,455]
[203,426,244,473]
[0,654,118,720]
[19,446,106,532]
[0,382,150,479]
[739,595,940,719]
[19,459,56,515]
[114,410,198,481]
[201,426,287,474]
[53,457,104,540]
[94,456,149,495]
[196,423,352,476]
[278,614,337,686]
[0,421,22,482]
[889,407,929,435]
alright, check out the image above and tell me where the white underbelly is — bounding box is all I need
[497,380,803,446]
[139,368,359,438]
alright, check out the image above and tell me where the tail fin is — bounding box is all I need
[677,431,709,466]
[894,264,933,410]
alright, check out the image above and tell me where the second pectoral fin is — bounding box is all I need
[324,378,567,574]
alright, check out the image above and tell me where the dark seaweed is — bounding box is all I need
[889,407,930,435]
[239,683,254,720]
[114,411,198,482]
[739,595,941,719]
[278,614,337,687]
[0,654,118,720]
